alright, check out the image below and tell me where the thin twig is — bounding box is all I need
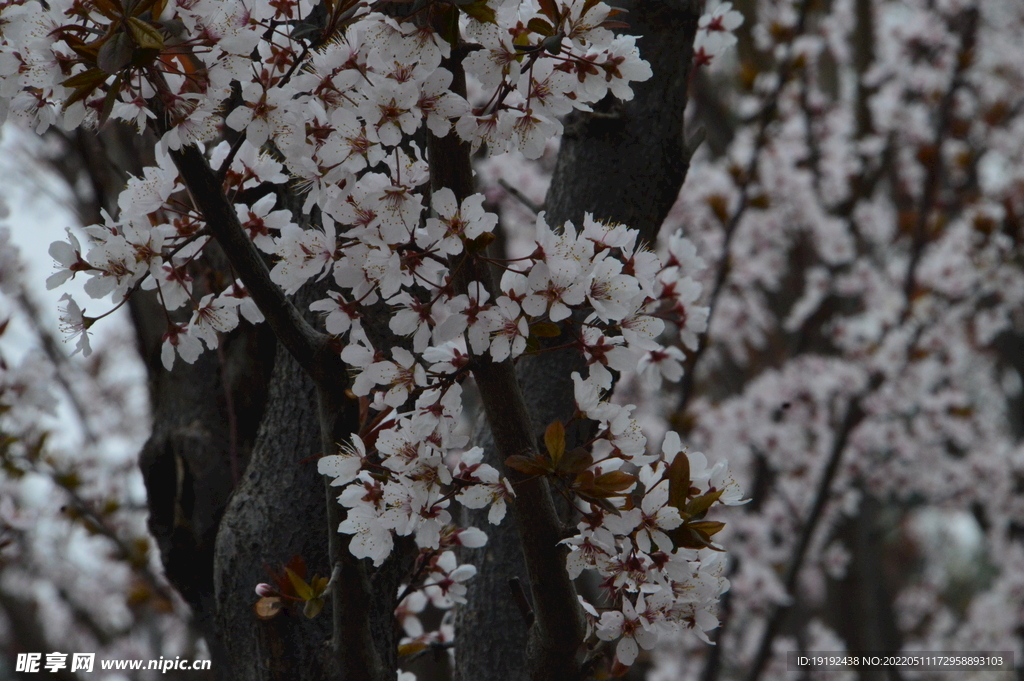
[509,577,536,628]
[498,178,542,215]
[743,390,871,681]
[59,480,178,605]
[214,132,247,184]
[678,0,815,413]
[901,7,978,309]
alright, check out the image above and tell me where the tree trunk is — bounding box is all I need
[455,2,701,679]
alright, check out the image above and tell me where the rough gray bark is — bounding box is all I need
[455,2,702,680]
[545,0,702,238]
[138,309,274,671]
[47,113,413,678]
[212,326,337,681]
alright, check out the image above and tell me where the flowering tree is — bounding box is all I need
[0,0,752,680]
[3,0,1024,680]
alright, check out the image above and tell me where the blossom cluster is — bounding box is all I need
[693,2,744,68]
[0,0,745,668]
[313,208,743,657]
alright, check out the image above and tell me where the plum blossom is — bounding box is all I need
[188,294,241,350]
[160,323,204,371]
[57,294,92,357]
[319,436,367,488]
[236,194,294,253]
[596,594,660,666]
[489,297,530,361]
[423,189,497,255]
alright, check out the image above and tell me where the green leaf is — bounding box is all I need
[126,16,165,51]
[311,575,329,597]
[541,33,564,55]
[285,567,314,601]
[303,597,324,619]
[687,520,725,537]
[668,526,715,550]
[459,0,496,24]
[684,488,724,519]
[667,451,690,511]
[399,641,429,657]
[544,420,565,465]
[465,231,496,253]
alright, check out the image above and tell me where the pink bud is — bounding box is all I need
[255,583,277,598]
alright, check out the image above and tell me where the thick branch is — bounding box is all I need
[318,386,387,681]
[166,126,401,679]
[167,144,343,391]
[428,57,585,681]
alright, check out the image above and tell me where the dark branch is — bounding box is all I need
[427,53,585,681]
[165,142,344,392]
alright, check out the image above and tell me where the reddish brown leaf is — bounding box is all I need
[594,470,636,493]
[667,451,690,511]
[537,0,559,21]
[544,420,565,464]
[527,17,554,37]
[92,0,122,20]
[505,454,551,476]
[557,447,593,475]
[97,32,132,74]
